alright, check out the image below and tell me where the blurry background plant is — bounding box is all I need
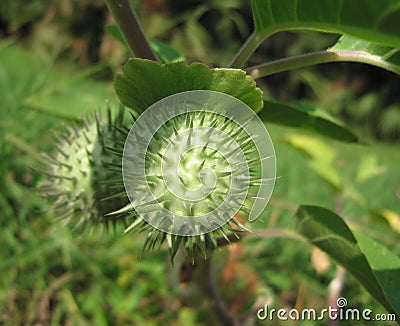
[0,0,399,325]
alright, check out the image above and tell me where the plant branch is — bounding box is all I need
[246,50,400,78]
[105,0,158,61]
[229,33,260,68]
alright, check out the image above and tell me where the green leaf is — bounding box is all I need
[294,205,400,317]
[114,59,263,113]
[105,24,126,45]
[259,99,358,142]
[252,0,400,47]
[280,134,341,190]
[148,39,185,64]
[105,24,184,63]
[330,35,400,75]
[355,154,386,183]
[355,230,400,314]
[370,209,400,234]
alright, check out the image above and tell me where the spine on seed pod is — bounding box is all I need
[38,107,134,234]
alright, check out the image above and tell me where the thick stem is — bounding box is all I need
[246,50,400,78]
[202,252,237,326]
[105,0,158,61]
[229,33,260,68]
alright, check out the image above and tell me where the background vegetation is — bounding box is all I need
[1,0,399,324]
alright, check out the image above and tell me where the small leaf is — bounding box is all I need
[370,209,400,234]
[294,205,400,317]
[114,59,263,113]
[330,35,400,75]
[105,24,185,63]
[105,24,126,45]
[252,0,400,47]
[148,39,185,64]
[259,99,358,142]
[355,154,386,183]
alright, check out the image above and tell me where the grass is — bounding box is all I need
[0,43,399,325]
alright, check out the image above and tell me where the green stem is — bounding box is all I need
[105,0,158,61]
[246,50,400,78]
[229,33,260,68]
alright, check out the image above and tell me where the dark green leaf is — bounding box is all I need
[105,24,126,45]
[259,99,358,142]
[294,205,400,317]
[115,59,263,113]
[148,39,185,64]
[105,24,184,63]
[252,0,400,47]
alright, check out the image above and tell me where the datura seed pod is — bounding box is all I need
[119,90,276,262]
[38,108,131,233]
[40,59,277,263]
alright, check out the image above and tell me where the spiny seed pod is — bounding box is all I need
[108,59,276,261]
[119,90,276,262]
[38,107,131,233]
[39,59,276,263]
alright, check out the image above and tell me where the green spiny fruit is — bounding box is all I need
[118,90,275,263]
[38,107,132,233]
[39,60,276,264]
[111,60,276,262]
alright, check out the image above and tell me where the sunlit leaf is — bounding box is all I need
[370,209,400,234]
[355,155,386,183]
[280,135,341,190]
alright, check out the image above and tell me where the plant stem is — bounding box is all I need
[246,50,400,78]
[202,252,237,326]
[229,33,260,68]
[104,0,158,61]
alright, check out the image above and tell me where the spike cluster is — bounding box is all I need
[133,111,260,226]
[39,91,275,262]
[122,110,261,261]
[38,108,131,233]
[119,89,277,261]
